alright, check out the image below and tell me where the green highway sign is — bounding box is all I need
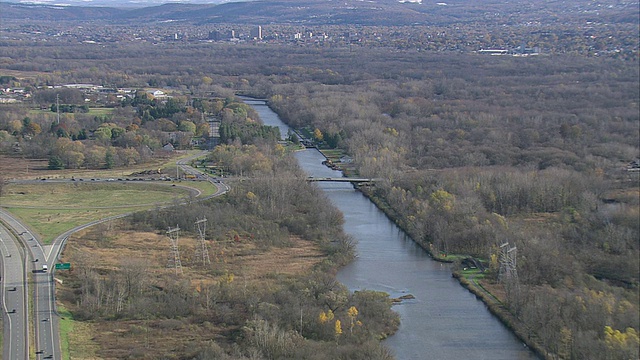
[55,263,71,270]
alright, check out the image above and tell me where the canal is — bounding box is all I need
[243,97,537,360]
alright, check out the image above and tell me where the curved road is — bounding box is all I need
[0,152,227,360]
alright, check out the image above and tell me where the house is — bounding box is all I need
[147,89,167,99]
[162,143,175,152]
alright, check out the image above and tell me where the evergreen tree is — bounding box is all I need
[105,150,115,169]
[48,155,64,170]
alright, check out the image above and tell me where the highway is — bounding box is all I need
[0,208,57,360]
[0,152,227,359]
[0,221,29,360]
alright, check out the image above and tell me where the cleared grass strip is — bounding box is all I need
[58,305,99,360]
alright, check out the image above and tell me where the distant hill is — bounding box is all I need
[1,0,638,26]
[172,0,439,26]
[0,0,440,25]
[0,3,125,21]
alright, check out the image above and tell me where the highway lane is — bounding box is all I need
[33,271,56,360]
[0,222,29,360]
[0,208,56,360]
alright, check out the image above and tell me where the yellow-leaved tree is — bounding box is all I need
[604,326,639,360]
[318,310,334,324]
[334,319,342,339]
[313,128,324,142]
[347,306,359,334]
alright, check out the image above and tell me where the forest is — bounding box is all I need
[264,51,639,359]
[0,22,638,359]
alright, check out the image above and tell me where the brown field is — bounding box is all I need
[0,152,187,181]
[0,69,49,79]
[607,187,640,204]
[61,225,324,281]
[0,156,49,180]
[57,223,326,359]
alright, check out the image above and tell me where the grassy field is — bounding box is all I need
[0,150,218,243]
[6,207,140,243]
[173,180,219,197]
[2,182,193,209]
[1,182,211,243]
[28,107,114,117]
[459,268,487,280]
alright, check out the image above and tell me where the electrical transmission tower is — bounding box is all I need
[499,242,520,304]
[56,94,60,124]
[194,217,211,267]
[498,242,518,284]
[166,226,183,275]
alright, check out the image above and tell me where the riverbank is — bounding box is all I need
[355,184,549,360]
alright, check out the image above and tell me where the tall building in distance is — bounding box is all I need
[208,31,220,41]
[251,25,262,40]
[207,29,238,41]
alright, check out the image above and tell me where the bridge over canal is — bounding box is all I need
[307,177,378,183]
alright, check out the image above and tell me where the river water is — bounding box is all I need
[243,98,537,360]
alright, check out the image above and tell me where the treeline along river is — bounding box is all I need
[242,98,537,360]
